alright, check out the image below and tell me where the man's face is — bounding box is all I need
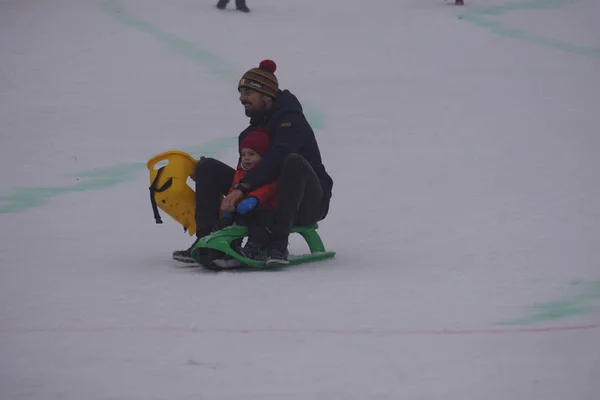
[239,88,272,117]
[240,148,262,170]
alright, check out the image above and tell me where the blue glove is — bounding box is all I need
[236,197,259,214]
[222,211,234,219]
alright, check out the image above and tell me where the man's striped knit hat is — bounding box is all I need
[238,59,279,98]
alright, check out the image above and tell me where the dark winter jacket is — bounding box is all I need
[237,90,333,202]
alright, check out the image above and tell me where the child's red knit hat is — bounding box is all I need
[240,130,270,156]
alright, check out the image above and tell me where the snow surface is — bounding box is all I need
[1,0,599,399]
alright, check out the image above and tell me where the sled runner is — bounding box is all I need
[191,224,336,269]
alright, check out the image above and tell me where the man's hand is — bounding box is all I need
[221,189,244,212]
[189,156,206,181]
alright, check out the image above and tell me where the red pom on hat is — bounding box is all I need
[259,59,277,74]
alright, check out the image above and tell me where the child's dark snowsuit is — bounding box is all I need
[220,167,278,250]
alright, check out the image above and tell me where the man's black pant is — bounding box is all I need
[194,158,235,238]
[194,154,329,240]
[271,154,329,240]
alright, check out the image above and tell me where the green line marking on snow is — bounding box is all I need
[459,0,600,59]
[1,0,327,214]
[98,0,325,128]
[496,280,600,326]
[0,137,235,214]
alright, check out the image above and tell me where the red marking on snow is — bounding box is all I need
[1,324,600,335]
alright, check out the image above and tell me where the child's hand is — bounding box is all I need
[189,156,206,181]
[236,197,259,214]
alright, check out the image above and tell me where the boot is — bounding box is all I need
[172,237,200,263]
[265,234,289,265]
[235,0,250,12]
[240,239,267,260]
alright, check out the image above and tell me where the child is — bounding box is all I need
[220,129,277,259]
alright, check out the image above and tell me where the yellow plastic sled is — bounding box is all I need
[147,150,197,236]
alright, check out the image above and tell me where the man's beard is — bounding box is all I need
[245,105,266,119]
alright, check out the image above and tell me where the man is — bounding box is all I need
[173,59,333,265]
[216,0,250,13]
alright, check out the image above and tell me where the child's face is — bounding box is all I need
[240,148,262,170]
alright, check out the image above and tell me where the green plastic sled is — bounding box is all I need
[190,224,336,269]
